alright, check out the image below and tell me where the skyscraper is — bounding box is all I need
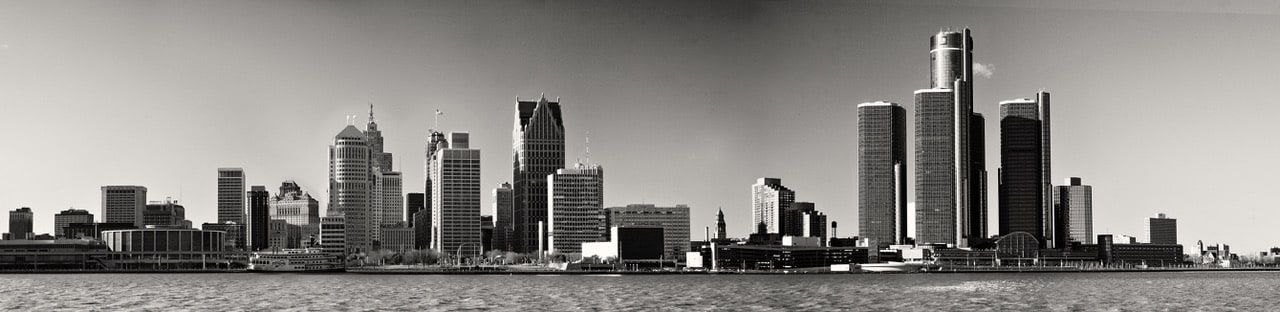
[716,208,727,240]
[8,207,33,240]
[330,124,372,254]
[1053,177,1092,245]
[751,178,795,235]
[431,132,482,258]
[998,92,1052,246]
[547,163,605,254]
[1149,213,1177,245]
[857,101,907,247]
[268,181,320,243]
[373,171,403,242]
[970,113,988,242]
[512,94,566,253]
[101,185,147,228]
[420,130,447,250]
[247,185,269,251]
[794,202,828,244]
[406,193,425,224]
[914,28,979,247]
[365,104,399,247]
[217,168,246,224]
[492,183,513,252]
[53,208,93,238]
[366,104,394,172]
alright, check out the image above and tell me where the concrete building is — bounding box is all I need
[379,222,414,252]
[101,186,147,228]
[217,168,245,224]
[604,204,691,261]
[141,200,187,228]
[998,92,1052,247]
[914,29,983,247]
[752,178,795,235]
[858,101,908,247]
[1148,213,1178,245]
[372,170,403,244]
[246,186,269,251]
[269,181,320,244]
[330,124,372,254]
[1053,177,1093,245]
[512,94,566,254]
[267,219,302,250]
[431,132,482,258]
[8,208,34,240]
[492,183,514,251]
[53,208,93,238]
[319,216,346,255]
[547,163,605,254]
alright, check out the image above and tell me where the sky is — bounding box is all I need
[1,1,1279,252]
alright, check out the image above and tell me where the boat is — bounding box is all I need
[248,248,345,272]
[859,262,926,273]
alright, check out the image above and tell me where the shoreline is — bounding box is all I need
[2,267,1279,275]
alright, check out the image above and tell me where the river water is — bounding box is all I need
[0,271,1271,311]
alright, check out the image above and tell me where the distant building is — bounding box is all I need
[379,222,414,252]
[858,101,908,247]
[582,227,667,264]
[794,202,828,245]
[201,222,245,250]
[53,208,93,238]
[142,200,186,227]
[998,92,1052,247]
[217,168,246,224]
[101,227,226,269]
[406,192,425,225]
[8,208,34,240]
[1148,213,1178,245]
[330,124,371,254]
[246,186,269,251]
[1053,177,1093,245]
[430,132,482,258]
[421,130,447,250]
[101,185,147,228]
[716,209,727,240]
[269,181,320,245]
[752,178,795,235]
[512,95,566,254]
[547,163,605,255]
[372,170,403,244]
[480,216,494,252]
[319,216,346,255]
[492,183,514,252]
[267,219,302,250]
[605,204,691,261]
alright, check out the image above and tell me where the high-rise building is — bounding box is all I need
[101,185,147,228]
[1148,213,1177,245]
[751,178,795,235]
[419,130,447,250]
[366,104,394,172]
[373,171,403,242]
[246,185,270,251]
[793,202,828,245]
[998,92,1052,246]
[604,204,690,260]
[53,208,93,238]
[716,208,727,240]
[1052,177,1092,245]
[269,181,320,243]
[406,193,425,224]
[330,124,372,254]
[217,168,246,224]
[547,163,605,254]
[914,28,980,247]
[8,207,34,240]
[512,94,566,253]
[431,132,482,258]
[970,113,989,243]
[857,101,908,247]
[319,216,346,255]
[493,183,514,252]
[142,200,186,227]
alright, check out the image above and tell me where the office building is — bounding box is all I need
[1149,213,1178,245]
[246,186,269,251]
[202,222,245,250]
[379,222,415,251]
[431,132,482,258]
[998,92,1052,246]
[418,130,447,250]
[101,185,147,228]
[366,104,393,172]
[512,94,566,253]
[752,178,795,235]
[604,204,691,261]
[53,208,93,238]
[480,216,494,252]
[330,124,371,254]
[914,28,983,247]
[319,216,346,255]
[794,202,828,245]
[268,219,302,250]
[372,170,403,243]
[217,168,245,224]
[547,163,605,254]
[269,180,320,244]
[1053,177,1093,245]
[7,208,33,240]
[142,200,186,227]
[406,193,425,224]
[493,183,514,252]
[857,101,908,247]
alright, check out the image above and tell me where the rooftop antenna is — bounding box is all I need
[368,102,376,124]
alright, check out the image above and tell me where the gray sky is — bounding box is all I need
[1,1,1278,252]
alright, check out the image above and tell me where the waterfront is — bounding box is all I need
[0,272,1275,311]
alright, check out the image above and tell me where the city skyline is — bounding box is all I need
[3,1,1280,252]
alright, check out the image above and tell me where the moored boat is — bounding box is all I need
[248,248,345,272]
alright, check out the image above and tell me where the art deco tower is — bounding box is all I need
[512,94,565,253]
[858,101,907,247]
[914,28,982,247]
[329,124,372,254]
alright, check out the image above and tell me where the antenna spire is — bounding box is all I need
[368,102,375,123]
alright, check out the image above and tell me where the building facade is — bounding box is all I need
[751,178,795,235]
[379,222,415,251]
[857,101,908,247]
[372,170,403,244]
[1148,213,1177,245]
[605,204,691,261]
[998,92,1052,246]
[512,95,566,253]
[201,222,245,250]
[267,219,302,250]
[246,186,270,251]
[330,125,372,254]
[794,202,828,245]
[217,168,245,224]
[53,208,94,238]
[406,192,425,224]
[547,164,605,254]
[319,216,346,255]
[268,181,320,243]
[8,208,33,240]
[431,132,482,258]
[914,28,982,247]
[1054,177,1093,245]
[493,183,514,252]
[101,185,147,228]
[142,200,186,227]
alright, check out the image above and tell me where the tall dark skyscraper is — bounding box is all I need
[492,183,513,252]
[914,28,980,247]
[997,91,1051,246]
[511,94,565,254]
[858,101,907,247]
[406,193,425,224]
[970,113,988,242]
[247,185,270,251]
